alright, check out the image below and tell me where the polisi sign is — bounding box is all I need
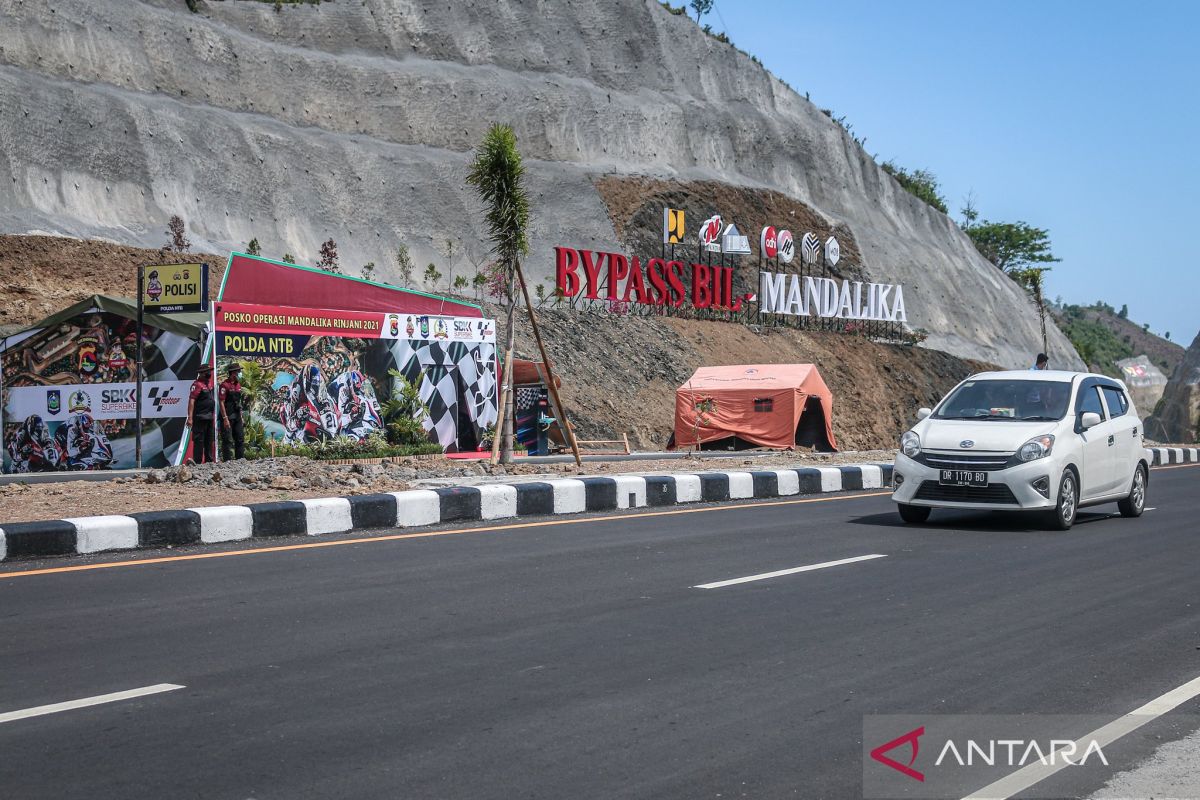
[143,262,209,313]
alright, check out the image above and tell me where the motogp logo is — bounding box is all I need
[148,386,181,413]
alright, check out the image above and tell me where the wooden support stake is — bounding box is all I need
[491,348,514,466]
[515,260,582,466]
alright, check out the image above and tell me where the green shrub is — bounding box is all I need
[1057,304,1132,376]
[383,369,430,446]
[881,161,948,214]
[247,432,441,461]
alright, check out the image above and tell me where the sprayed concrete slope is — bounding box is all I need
[0,0,1081,369]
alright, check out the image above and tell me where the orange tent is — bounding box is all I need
[672,364,838,451]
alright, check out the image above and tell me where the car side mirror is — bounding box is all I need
[1080,411,1102,430]
[917,407,932,421]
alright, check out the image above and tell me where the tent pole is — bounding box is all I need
[514,259,581,466]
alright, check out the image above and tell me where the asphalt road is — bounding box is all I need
[1,464,1198,799]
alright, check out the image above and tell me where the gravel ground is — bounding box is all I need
[0,450,896,525]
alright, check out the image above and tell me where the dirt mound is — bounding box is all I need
[595,176,865,278]
[0,234,220,333]
[498,302,993,452]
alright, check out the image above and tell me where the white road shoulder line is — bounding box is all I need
[961,672,1200,800]
[0,683,185,725]
[694,554,887,589]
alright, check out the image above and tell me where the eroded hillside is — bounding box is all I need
[0,0,1080,370]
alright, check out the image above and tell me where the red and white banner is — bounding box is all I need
[215,302,495,343]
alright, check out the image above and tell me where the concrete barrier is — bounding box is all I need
[0,463,901,562]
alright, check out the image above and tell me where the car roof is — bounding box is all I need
[967,370,1127,390]
[968,370,1077,381]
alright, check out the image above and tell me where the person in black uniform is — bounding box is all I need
[187,364,222,464]
[220,363,246,461]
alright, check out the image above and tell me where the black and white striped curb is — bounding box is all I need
[1148,447,1199,466]
[0,464,892,562]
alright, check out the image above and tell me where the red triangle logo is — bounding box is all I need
[870,725,925,782]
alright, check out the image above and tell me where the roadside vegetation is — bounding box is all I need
[247,434,441,461]
[880,163,948,213]
[1051,304,1133,376]
[1049,301,1181,377]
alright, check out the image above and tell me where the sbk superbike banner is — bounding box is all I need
[2,305,202,473]
[4,381,192,422]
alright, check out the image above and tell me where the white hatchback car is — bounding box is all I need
[892,370,1148,529]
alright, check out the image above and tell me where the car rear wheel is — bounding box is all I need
[1046,470,1077,530]
[1117,464,1147,518]
[897,503,931,524]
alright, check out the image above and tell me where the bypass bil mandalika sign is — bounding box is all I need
[551,206,909,323]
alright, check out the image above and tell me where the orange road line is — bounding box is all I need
[0,491,894,580]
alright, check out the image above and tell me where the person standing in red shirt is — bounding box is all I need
[187,364,224,464]
[220,363,246,461]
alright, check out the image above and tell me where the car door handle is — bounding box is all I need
[1108,435,1115,446]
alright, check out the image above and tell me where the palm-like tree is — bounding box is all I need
[467,124,530,464]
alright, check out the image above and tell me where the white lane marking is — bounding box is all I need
[961,672,1200,800]
[693,554,887,589]
[0,683,185,725]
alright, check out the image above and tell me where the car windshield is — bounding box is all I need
[934,379,1072,421]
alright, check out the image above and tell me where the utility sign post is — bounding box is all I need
[136,263,209,467]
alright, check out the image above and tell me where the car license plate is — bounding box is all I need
[939,469,988,487]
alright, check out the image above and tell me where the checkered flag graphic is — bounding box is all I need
[383,338,498,451]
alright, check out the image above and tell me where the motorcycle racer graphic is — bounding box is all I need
[7,414,63,473]
[331,370,383,439]
[56,411,114,470]
[280,364,339,443]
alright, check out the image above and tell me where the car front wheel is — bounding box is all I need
[1118,464,1147,518]
[897,503,931,524]
[1046,470,1078,530]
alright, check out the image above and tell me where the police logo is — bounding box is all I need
[68,390,91,413]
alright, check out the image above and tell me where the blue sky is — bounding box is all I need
[703,0,1198,346]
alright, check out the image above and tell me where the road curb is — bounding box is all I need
[0,463,894,563]
[1148,447,1199,466]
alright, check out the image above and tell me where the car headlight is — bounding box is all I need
[1018,434,1055,462]
[900,431,921,458]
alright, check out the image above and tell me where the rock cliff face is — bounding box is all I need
[1146,332,1200,444]
[0,0,1081,369]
